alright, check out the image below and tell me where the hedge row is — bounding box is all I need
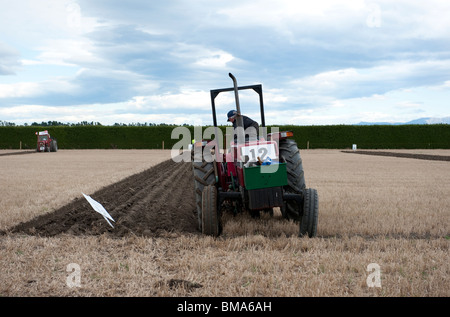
[284,124,450,149]
[1,124,449,150]
[0,126,181,150]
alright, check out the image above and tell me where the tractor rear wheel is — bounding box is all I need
[201,185,221,236]
[50,139,58,152]
[279,138,306,221]
[192,159,216,231]
[299,188,319,237]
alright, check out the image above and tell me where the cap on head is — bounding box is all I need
[227,110,237,121]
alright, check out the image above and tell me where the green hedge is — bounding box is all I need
[282,124,450,149]
[1,124,449,150]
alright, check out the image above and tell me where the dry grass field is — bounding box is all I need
[0,149,448,297]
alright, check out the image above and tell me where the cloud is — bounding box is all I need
[31,39,102,68]
[0,80,78,99]
[288,59,450,100]
[0,101,214,126]
[1,0,450,125]
[71,67,160,104]
[124,89,210,113]
[0,42,21,75]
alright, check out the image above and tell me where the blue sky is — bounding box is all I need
[1,0,450,126]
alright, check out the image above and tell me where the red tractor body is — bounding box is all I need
[36,130,58,152]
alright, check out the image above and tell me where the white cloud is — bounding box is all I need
[217,0,365,26]
[0,42,21,75]
[195,52,234,69]
[288,59,450,99]
[217,0,450,40]
[0,1,101,39]
[396,101,422,109]
[33,39,102,67]
[126,89,210,111]
[0,80,78,98]
[0,102,214,126]
[169,43,236,70]
[266,82,449,125]
[1,0,450,125]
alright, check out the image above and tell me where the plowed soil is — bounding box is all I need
[342,150,450,161]
[7,159,199,237]
[0,150,35,157]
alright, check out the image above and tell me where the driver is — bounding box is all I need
[227,110,259,141]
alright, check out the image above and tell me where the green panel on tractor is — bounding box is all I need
[243,163,288,190]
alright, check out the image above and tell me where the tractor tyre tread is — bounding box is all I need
[279,138,306,221]
[201,185,221,236]
[299,188,319,238]
[192,160,216,231]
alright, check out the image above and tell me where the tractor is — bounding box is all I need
[36,130,58,152]
[192,73,318,237]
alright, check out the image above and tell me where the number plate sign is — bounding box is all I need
[240,142,277,162]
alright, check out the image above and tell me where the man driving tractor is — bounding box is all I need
[227,110,259,141]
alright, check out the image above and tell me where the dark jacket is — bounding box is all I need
[232,115,259,132]
[232,115,259,141]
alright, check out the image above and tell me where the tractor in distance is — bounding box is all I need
[36,130,58,152]
[192,73,318,237]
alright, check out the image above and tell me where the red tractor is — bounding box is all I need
[35,130,58,152]
[192,73,318,237]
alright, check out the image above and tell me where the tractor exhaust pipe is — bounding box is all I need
[229,73,241,115]
[229,73,245,144]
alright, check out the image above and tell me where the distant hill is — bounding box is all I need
[356,117,450,125]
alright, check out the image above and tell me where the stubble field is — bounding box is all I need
[0,149,448,297]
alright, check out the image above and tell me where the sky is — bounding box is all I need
[1,0,450,126]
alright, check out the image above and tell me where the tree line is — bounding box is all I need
[0,120,191,127]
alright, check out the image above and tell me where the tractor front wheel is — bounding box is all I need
[201,185,221,237]
[299,188,319,238]
[279,138,306,221]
